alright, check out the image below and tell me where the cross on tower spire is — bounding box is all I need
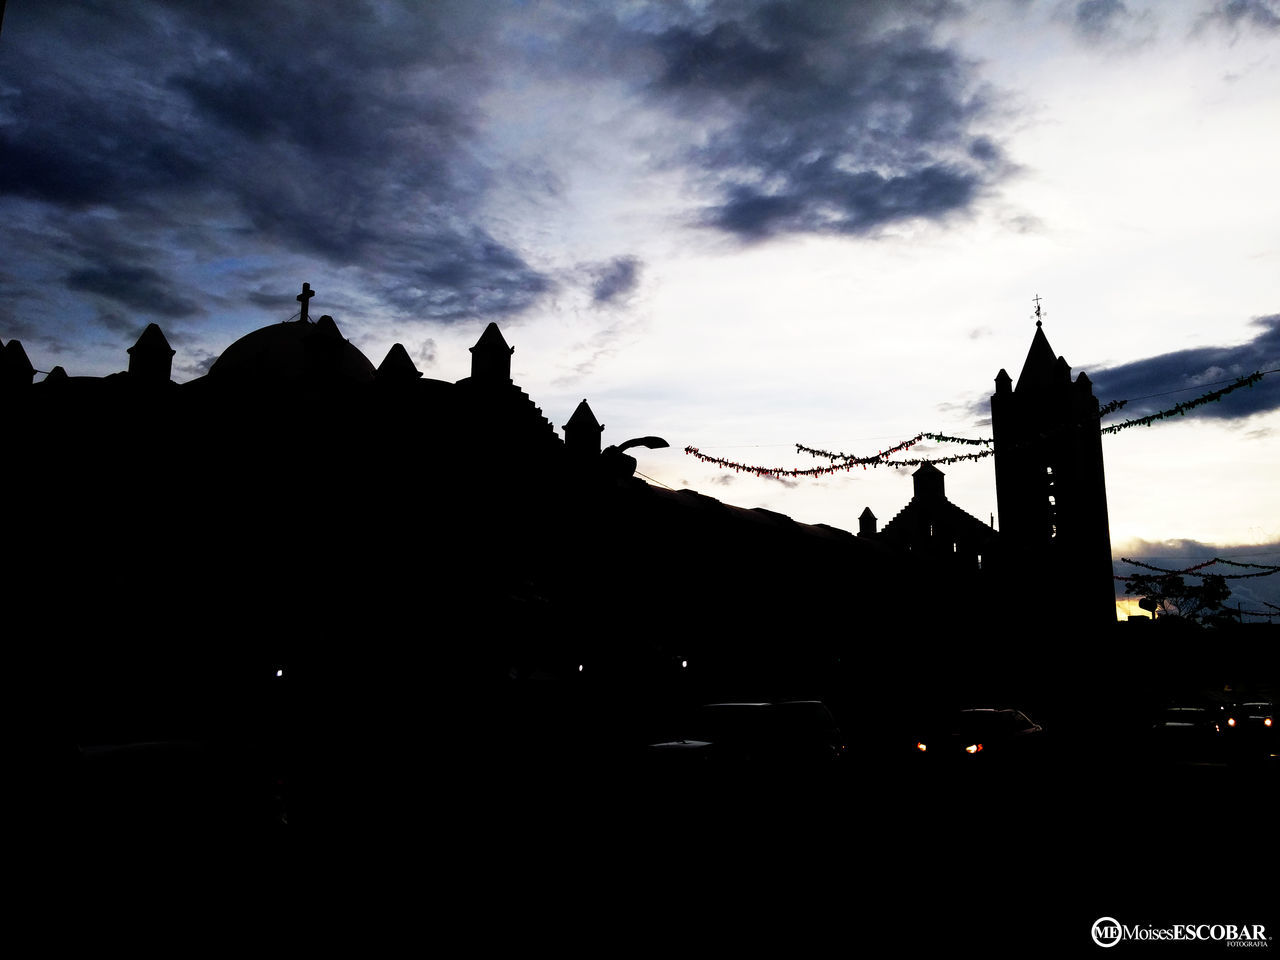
[297,282,315,322]
[1032,293,1045,327]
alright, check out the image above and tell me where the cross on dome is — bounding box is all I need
[297,282,315,322]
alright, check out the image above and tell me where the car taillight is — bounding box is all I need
[965,743,983,754]
[1266,718,1273,727]
[1228,717,1236,727]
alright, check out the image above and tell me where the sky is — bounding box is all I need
[2,0,1278,618]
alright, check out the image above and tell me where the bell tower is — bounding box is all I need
[991,318,1114,625]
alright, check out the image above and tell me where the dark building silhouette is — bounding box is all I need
[7,297,1123,779]
[991,320,1114,624]
[866,462,999,579]
[7,295,924,753]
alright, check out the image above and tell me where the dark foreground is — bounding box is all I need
[30,640,1277,956]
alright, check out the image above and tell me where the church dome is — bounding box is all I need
[207,315,375,385]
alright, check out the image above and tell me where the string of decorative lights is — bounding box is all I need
[795,434,927,463]
[1115,557,1280,580]
[1099,371,1265,434]
[684,446,914,477]
[687,369,1271,476]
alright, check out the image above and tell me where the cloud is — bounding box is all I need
[1073,0,1130,37]
[607,2,1009,241]
[418,338,437,367]
[0,0,1026,356]
[586,256,643,306]
[0,1,549,328]
[1087,314,1280,421]
[1063,0,1156,45]
[67,262,202,320]
[1196,0,1280,33]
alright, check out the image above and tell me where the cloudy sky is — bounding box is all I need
[2,0,1278,617]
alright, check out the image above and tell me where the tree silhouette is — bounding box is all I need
[1124,573,1233,627]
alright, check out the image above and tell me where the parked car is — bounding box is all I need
[1221,701,1276,761]
[1223,700,1274,733]
[911,707,1044,764]
[1146,704,1224,763]
[647,700,846,766]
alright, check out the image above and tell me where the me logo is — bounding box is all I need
[1091,917,1268,947]
[1092,917,1123,948]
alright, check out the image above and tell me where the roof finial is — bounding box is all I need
[297,282,315,323]
[1032,293,1045,327]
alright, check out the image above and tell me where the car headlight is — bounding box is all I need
[916,741,927,752]
[965,743,983,754]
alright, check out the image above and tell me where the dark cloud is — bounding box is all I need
[960,314,1279,424]
[1088,314,1280,421]
[2,0,1017,344]
[588,256,643,305]
[606,2,1007,241]
[67,262,202,319]
[1074,0,1129,36]
[418,338,437,367]
[0,0,547,326]
[246,289,296,311]
[95,312,137,335]
[1197,0,1280,32]
[1069,0,1150,42]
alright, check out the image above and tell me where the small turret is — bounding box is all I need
[912,461,946,500]
[127,324,175,384]
[563,400,604,460]
[376,343,423,384]
[469,323,514,383]
[858,507,878,537]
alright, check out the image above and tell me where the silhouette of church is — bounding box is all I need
[5,292,912,737]
[6,294,1116,752]
[859,462,999,583]
[855,319,1115,625]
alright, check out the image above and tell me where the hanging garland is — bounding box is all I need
[684,446,907,478]
[1115,557,1280,581]
[796,435,925,463]
[924,432,994,446]
[683,444,997,479]
[687,369,1268,476]
[1099,371,1263,434]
